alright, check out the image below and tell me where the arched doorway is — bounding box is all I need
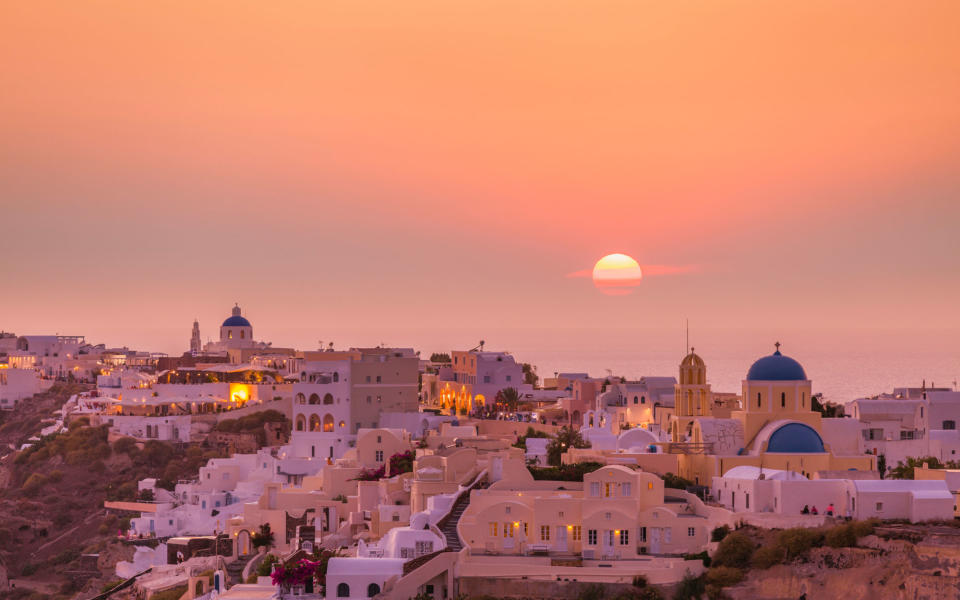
[367,583,381,597]
[295,415,306,431]
[309,414,321,431]
[323,414,335,432]
[237,529,251,556]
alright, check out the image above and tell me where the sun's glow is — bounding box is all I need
[592,253,643,295]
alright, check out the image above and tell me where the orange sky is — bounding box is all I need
[1,1,959,355]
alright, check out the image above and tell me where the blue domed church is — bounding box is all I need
[676,343,875,486]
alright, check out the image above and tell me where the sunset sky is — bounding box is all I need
[2,2,959,365]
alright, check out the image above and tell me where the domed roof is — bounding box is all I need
[766,422,824,453]
[222,315,251,327]
[222,304,251,328]
[746,343,807,381]
[680,350,705,369]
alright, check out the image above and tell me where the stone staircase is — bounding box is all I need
[225,555,254,587]
[439,495,469,552]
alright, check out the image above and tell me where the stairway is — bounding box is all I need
[439,493,470,552]
[225,554,254,587]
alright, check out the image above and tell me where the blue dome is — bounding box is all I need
[222,315,251,327]
[766,422,824,453]
[746,349,807,381]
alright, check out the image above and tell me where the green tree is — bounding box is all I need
[811,393,844,417]
[888,456,948,479]
[521,363,538,387]
[429,353,451,363]
[712,532,755,569]
[496,387,521,412]
[877,453,887,479]
[546,426,590,466]
[252,523,275,549]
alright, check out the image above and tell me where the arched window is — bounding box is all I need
[323,393,334,405]
[240,330,245,339]
[323,414,335,432]
[781,392,786,408]
[309,394,320,405]
[757,392,761,408]
[333,372,339,383]
[802,392,805,408]
[367,583,380,597]
[633,396,638,405]
[337,583,350,598]
[228,330,233,339]
[309,414,321,431]
[641,396,646,404]
[296,415,306,431]
[339,420,346,429]
[296,393,306,405]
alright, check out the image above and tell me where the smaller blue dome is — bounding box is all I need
[747,347,807,381]
[222,315,251,327]
[766,423,824,453]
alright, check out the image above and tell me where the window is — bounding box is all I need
[900,431,915,440]
[641,396,646,404]
[376,375,382,383]
[588,529,598,545]
[664,528,672,543]
[757,392,761,408]
[639,527,647,542]
[503,523,514,538]
[523,522,528,536]
[802,392,806,408]
[415,541,434,555]
[367,583,381,597]
[590,482,600,497]
[484,376,491,383]
[944,420,956,430]
[687,527,696,537]
[375,450,384,462]
[781,392,786,408]
[571,526,582,541]
[746,493,750,509]
[337,583,350,598]
[392,513,400,521]
[921,407,924,418]
[876,502,883,511]
[540,525,551,541]
[621,483,631,496]
[604,482,615,498]
[506,375,512,382]
[489,522,498,537]
[619,530,629,545]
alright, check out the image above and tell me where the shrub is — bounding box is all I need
[21,473,48,494]
[632,575,648,588]
[21,563,38,576]
[710,525,730,542]
[528,462,604,481]
[48,470,64,483]
[712,532,755,569]
[706,566,744,588]
[750,546,782,569]
[257,554,280,577]
[662,472,694,490]
[672,572,706,600]
[824,523,858,548]
[578,584,605,600]
[332,494,348,503]
[52,547,80,565]
[683,551,711,567]
[113,436,138,455]
[777,528,823,560]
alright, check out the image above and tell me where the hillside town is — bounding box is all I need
[2,307,960,600]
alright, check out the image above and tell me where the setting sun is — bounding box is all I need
[592,253,643,296]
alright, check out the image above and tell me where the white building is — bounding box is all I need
[0,367,48,409]
[325,558,405,600]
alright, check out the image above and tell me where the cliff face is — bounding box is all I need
[727,528,960,600]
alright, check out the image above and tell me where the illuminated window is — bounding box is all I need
[228,331,233,339]
[571,526,582,541]
[489,522,498,537]
[540,525,550,541]
[647,482,653,490]
[503,522,514,538]
[323,414,334,432]
[604,483,615,498]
